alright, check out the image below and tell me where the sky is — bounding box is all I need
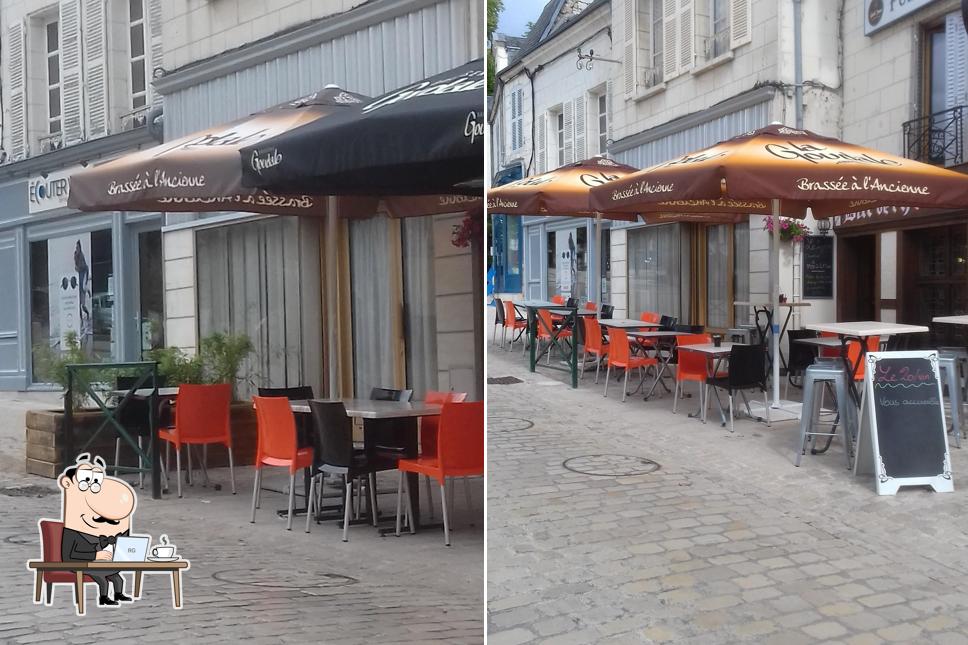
[497,0,550,37]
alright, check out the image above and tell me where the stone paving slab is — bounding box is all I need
[487,340,968,643]
[0,445,483,643]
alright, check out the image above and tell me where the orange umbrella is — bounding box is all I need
[487,157,639,220]
[589,123,968,409]
[590,124,968,218]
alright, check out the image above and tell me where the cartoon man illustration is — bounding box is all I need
[58,454,136,606]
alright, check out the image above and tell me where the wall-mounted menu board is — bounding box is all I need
[863,351,953,495]
[802,236,833,299]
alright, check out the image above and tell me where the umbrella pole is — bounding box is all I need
[771,198,781,407]
[595,214,602,317]
[326,195,340,399]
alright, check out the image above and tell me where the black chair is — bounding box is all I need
[492,298,505,346]
[366,388,417,470]
[706,344,769,433]
[307,400,383,541]
[565,297,578,308]
[786,330,819,392]
[113,375,168,488]
[659,315,678,331]
[600,304,614,319]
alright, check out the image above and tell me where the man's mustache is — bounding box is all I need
[92,515,120,525]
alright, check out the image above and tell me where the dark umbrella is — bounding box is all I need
[239,59,485,196]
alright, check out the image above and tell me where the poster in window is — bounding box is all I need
[555,228,577,297]
[47,234,92,349]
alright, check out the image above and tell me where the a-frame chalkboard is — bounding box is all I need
[862,351,953,495]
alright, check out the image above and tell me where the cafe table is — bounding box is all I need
[933,315,968,325]
[734,300,811,371]
[804,321,930,407]
[515,301,585,388]
[599,318,661,329]
[627,330,686,399]
[290,399,442,534]
[676,343,739,425]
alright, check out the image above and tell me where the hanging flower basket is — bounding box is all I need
[763,216,810,244]
[452,213,483,248]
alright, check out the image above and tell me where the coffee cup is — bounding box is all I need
[151,534,176,559]
[713,335,722,347]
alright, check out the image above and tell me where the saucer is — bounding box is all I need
[147,555,179,562]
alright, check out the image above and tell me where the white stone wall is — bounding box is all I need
[432,214,477,396]
[162,0,369,72]
[162,228,197,353]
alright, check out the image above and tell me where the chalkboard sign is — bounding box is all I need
[863,351,953,495]
[802,236,833,298]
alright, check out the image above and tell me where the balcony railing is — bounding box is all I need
[903,105,965,167]
[702,29,730,62]
[120,105,151,132]
[644,65,663,89]
[38,133,64,154]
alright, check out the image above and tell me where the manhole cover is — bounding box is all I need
[488,417,533,432]
[213,567,358,589]
[487,376,523,385]
[0,485,55,497]
[563,454,661,477]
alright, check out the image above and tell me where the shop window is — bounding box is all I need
[556,111,566,167]
[628,224,684,319]
[733,222,750,323]
[597,93,608,154]
[138,230,164,356]
[402,217,438,399]
[546,230,557,297]
[706,224,730,329]
[30,229,114,382]
[600,228,611,304]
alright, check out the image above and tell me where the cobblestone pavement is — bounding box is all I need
[487,341,968,644]
[0,396,483,644]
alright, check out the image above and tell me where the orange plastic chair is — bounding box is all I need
[537,308,573,364]
[419,391,468,520]
[673,334,712,418]
[503,300,527,351]
[635,311,663,352]
[584,301,598,311]
[819,332,879,380]
[551,295,565,304]
[396,401,484,545]
[604,328,658,402]
[159,383,235,499]
[580,316,609,383]
[250,395,314,530]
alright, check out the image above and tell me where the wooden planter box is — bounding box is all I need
[26,402,258,479]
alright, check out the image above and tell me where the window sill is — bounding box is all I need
[632,83,667,103]
[691,51,734,77]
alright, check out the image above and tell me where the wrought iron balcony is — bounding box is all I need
[643,66,663,89]
[903,105,965,167]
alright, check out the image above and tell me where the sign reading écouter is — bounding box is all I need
[28,166,81,214]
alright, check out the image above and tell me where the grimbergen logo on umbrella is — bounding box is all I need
[464,111,484,144]
[249,149,283,175]
[362,69,485,113]
[654,149,727,168]
[579,172,622,187]
[438,195,479,207]
[107,170,206,196]
[765,141,901,166]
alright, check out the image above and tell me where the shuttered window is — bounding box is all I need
[556,110,565,167]
[597,93,608,154]
[129,0,147,109]
[535,113,547,173]
[509,87,524,152]
[46,20,62,135]
[83,0,108,138]
[7,22,27,159]
[146,0,164,107]
[573,95,586,162]
[59,0,83,145]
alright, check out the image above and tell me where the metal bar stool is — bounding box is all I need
[727,327,752,344]
[938,348,965,449]
[795,362,855,468]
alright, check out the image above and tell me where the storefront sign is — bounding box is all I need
[832,205,952,229]
[863,351,952,495]
[802,236,833,299]
[28,167,80,214]
[865,0,941,36]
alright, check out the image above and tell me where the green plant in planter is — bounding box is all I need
[32,332,110,410]
[199,332,254,388]
[147,346,204,386]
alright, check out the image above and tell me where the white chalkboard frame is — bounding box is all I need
[862,350,953,496]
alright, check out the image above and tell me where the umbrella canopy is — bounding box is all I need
[486,157,640,220]
[68,87,372,217]
[239,59,485,197]
[590,124,968,218]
